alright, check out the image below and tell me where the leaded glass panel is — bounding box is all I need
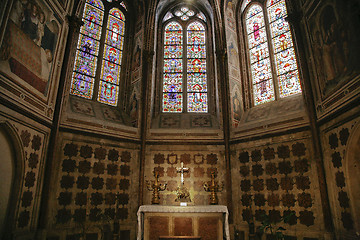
[98,7,125,106]
[188,21,205,31]
[248,27,266,49]
[187,31,205,44]
[250,58,272,84]
[163,93,183,112]
[70,73,94,98]
[110,8,125,20]
[267,0,301,97]
[267,0,286,22]
[88,0,104,9]
[98,81,119,105]
[77,34,100,56]
[163,73,183,92]
[253,80,275,105]
[165,31,182,45]
[278,70,301,97]
[249,42,270,64]
[187,45,206,59]
[187,59,206,73]
[80,19,102,40]
[164,45,183,58]
[272,31,293,53]
[274,48,297,75]
[246,4,274,105]
[187,73,207,92]
[74,49,97,77]
[188,93,208,112]
[164,59,183,72]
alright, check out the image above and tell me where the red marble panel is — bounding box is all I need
[149,216,169,240]
[174,217,193,236]
[198,217,218,240]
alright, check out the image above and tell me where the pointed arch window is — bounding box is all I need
[70,0,127,106]
[245,0,301,106]
[162,7,208,113]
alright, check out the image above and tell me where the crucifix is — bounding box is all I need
[176,162,191,203]
[177,162,189,185]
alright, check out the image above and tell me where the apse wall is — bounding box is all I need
[230,131,331,239]
[47,133,140,239]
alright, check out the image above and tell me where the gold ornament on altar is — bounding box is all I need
[146,171,167,204]
[204,171,223,205]
[175,162,191,203]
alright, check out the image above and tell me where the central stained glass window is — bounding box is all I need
[162,7,208,113]
[70,0,126,106]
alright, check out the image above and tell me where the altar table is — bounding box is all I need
[137,205,230,240]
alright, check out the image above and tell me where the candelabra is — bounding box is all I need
[146,171,167,204]
[204,171,223,205]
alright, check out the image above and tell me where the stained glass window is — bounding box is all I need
[267,0,301,97]
[163,22,183,112]
[98,8,125,106]
[162,7,208,113]
[245,0,301,106]
[187,22,207,112]
[71,0,126,106]
[70,0,104,99]
[246,4,274,105]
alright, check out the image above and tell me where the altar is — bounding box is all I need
[137,205,230,240]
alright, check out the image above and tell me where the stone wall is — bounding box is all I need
[231,131,328,239]
[48,134,140,239]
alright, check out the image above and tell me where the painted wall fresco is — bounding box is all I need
[128,19,143,127]
[308,0,360,98]
[0,0,60,96]
[225,0,243,128]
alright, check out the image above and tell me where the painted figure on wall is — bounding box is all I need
[232,87,242,123]
[225,0,235,29]
[132,39,141,72]
[0,0,59,95]
[129,90,138,127]
[311,1,360,97]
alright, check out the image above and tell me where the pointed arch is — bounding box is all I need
[0,121,25,239]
